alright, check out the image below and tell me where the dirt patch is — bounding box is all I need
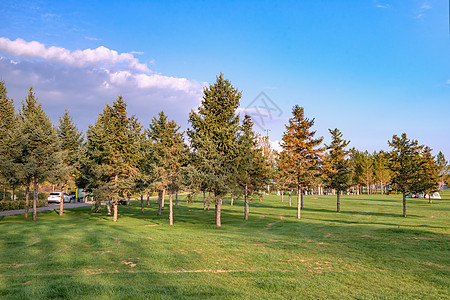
[113,237,121,245]
[143,224,161,227]
[122,261,137,267]
[324,234,332,238]
[14,263,37,268]
[259,215,265,219]
[161,269,251,274]
[29,237,41,247]
[265,215,284,229]
[93,250,112,254]
[361,234,371,237]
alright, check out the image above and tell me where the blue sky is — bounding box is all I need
[0,0,449,158]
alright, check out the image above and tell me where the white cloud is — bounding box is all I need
[85,36,103,41]
[0,37,205,131]
[0,37,149,73]
[421,3,431,9]
[375,4,390,9]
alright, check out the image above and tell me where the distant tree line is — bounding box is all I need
[0,75,448,223]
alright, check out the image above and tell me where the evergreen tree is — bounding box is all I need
[147,111,186,225]
[278,105,324,219]
[373,151,391,195]
[187,74,241,227]
[435,152,449,190]
[236,115,271,220]
[360,151,374,194]
[417,146,439,203]
[324,128,351,212]
[81,96,142,221]
[56,109,83,215]
[0,79,19,201]
[388,133,422,217]
[19,87,60,221]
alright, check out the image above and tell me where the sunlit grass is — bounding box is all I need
[0,191,448,299]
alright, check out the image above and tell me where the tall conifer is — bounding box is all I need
[278,105,324,219]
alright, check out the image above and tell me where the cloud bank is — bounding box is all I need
[0,37,204,131]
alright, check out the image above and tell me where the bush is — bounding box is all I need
[0,199,48,211]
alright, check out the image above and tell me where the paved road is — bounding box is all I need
[0,202,93,217]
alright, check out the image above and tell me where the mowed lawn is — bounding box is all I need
[0,191,449,299]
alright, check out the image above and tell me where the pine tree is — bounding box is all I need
[147,111,186,225]
[417,146,439,203]
[388,133,422,217]
[373,151,391,195]
[236,115,271,220]
[187,73,241,227]
[435,152,449,191]
[360,151,374,194]
[81,96,142,221]
[324,128,351,212]
[0,79,19,201]
[56,109,83,215]
[278,105,324,219]
[19,87,60,221]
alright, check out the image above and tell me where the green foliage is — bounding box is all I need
[0,199,47,211]
[388,133,422,195]
[435,151,449,188]
[187,74,242,225]
[324,128,351,192]
[147,111,186,193]
[80,96,143,206]
[278,105,324,192]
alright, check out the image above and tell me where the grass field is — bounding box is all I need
[0,191,449,299]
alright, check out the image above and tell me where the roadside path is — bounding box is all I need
[0,202,93,217]
[0,192,189,217]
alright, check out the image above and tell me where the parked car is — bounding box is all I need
[68,191,77,201]
[47,192,71,203]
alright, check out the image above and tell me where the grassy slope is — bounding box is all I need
[0,191,448,299]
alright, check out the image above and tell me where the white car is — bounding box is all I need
[48,192,71,203]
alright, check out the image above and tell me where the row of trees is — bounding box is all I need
[1,75,448,225]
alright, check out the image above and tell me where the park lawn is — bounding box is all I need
[0,191,448,299]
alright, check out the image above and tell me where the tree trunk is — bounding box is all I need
[2,185,5,201]
[126,197,130,207]
[161,189,165,209]
[175,191,178,207]
[147,194,150,206]
[24,185,29,219]
[297,186,301,219]
[402,193,406,217]
[12,185,15,202]
[301,188,304,209]
[428,194,432,204]
[203,192,207,210]
[32,178,37,221]
[215,196,222,227]
[169,193,173,226]
[157,190,162,216]
[59,184,65,216]
[380,181,384,195]
[337,192,340,212]
[231,193,234,206]
[207,192,211,210]
[289,191,292,207]
[281,191,284,202]
[113,204,118,222]
[107,199,111,216]
[259,193,262,202]
[141,194,144,213]
[244,184,249,220]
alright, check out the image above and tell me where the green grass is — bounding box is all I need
[0,191,449,299]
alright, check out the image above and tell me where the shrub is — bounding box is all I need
[0,199,48,211]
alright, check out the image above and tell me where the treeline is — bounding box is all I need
[0,74,448,224]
